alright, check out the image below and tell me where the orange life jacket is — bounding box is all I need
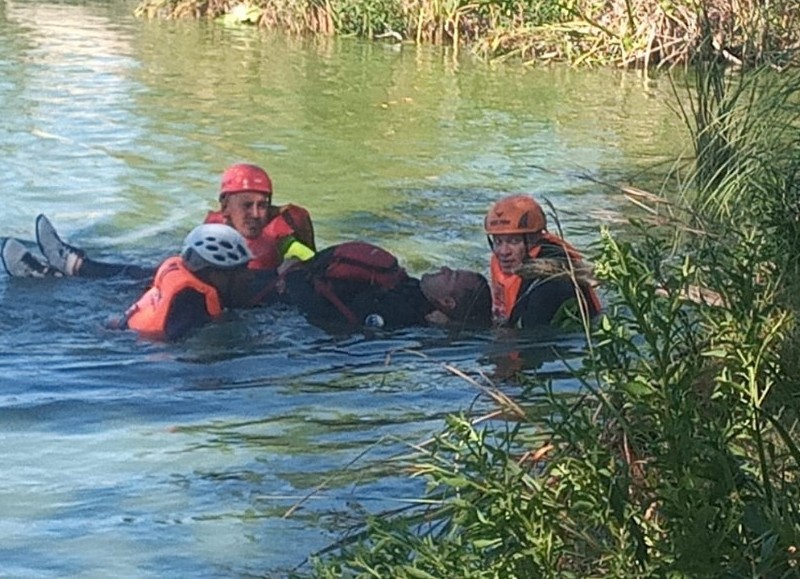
[204,204,315,270]
[490,232,600,322]
[269,204,316,251]
[124,256,222,340]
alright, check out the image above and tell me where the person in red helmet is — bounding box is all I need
[484,194,601,328]
[1,163,316,278]
[203,163,316,270]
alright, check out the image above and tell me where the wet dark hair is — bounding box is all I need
[451,273,492,328]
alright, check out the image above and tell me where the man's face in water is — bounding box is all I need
[420,267,484,315]
[221,192,271,239]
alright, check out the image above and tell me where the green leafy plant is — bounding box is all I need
[303,32,800,579]
[135,0,800,67]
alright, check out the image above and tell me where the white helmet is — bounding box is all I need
[181,224,252,272]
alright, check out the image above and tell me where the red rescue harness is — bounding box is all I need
[204,204,315,270]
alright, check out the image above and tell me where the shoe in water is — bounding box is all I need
[1,238,60,277]
[36,214,84,276]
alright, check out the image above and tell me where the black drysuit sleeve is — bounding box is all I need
[163,288,214,341]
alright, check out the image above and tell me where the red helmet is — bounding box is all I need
[220,163,273,196]
[484,195,546,235]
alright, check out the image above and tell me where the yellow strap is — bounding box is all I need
[281,238,315,262]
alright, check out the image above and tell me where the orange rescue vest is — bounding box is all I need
[124,256,223,340]
[204,204,315,270]
[490,233,600,322]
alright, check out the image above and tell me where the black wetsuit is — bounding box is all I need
[507,242,600,328]
[509,277,597,327]
[126,268,279,341]
[161,289,214,341]
[80,258,154,280]
[282,269,432,331]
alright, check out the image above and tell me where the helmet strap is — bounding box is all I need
[523,232,542,253]
[521,234,532,256]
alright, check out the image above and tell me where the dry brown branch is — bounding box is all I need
[516,258,597,287]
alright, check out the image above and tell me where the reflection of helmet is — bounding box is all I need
[220,163,273,196]
[484,195,546,235]
[181,224,252,272]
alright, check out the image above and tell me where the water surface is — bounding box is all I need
[0,1,682,575]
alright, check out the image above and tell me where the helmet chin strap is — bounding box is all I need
[523,232,543,254]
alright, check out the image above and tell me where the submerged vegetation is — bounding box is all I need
[134,0,800,67]
[292,55,800,579]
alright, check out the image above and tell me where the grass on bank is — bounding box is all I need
[134,0,800,67]
[292,58,800,579]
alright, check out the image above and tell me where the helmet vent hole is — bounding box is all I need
[181,224,253,272]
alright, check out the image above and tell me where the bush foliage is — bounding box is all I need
[135,0,800,67]
[299,58,800,579]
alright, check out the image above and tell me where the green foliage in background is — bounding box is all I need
[134,0,800,68]
[332,0,406,38]
[297,52,800,579]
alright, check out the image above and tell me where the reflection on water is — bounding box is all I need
[0,0,679,575]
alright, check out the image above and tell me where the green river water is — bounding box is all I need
[0,0,684,575]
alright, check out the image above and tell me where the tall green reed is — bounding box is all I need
[134,0,799,68]
[304,38,800,579]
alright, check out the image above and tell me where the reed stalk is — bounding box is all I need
[301,21,800,579]
[135,0,800,68]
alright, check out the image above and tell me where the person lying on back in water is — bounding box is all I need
[109,237,488,339]
[1,163,315,279]
[13,221,486,338]
[2,216,490,336]
[277,241,493,331]
[109,223,280,342]
[484,194,602,328]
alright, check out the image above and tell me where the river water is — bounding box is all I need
[0,0,683,576]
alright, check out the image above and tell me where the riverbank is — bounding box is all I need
[135,0,799,67]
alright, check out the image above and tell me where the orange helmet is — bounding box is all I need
[220,163,273,197]
[484,195,546,235]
